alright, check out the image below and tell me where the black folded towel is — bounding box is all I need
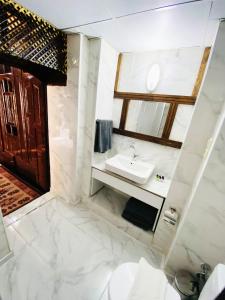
[122,197,158,231]
[94,119,113,153]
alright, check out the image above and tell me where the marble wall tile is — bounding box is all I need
[153,21,225,257]
[79,38,102,201]
[166,112,225,274]
[73,34,90,202]
[77,38,118,202]
[47,34,96,205]
[47,35,117,208]
[95,40,119,120]
[94,134,180,179]
[47,34,81,204]
[118,47,205,95]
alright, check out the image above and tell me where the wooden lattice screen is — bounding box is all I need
[0,0,67,85]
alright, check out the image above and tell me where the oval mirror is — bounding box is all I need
[146,64,160,92]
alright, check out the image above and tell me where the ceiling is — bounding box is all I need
[16,0,224,52]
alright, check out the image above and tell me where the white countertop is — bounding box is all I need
[92,160,171,198]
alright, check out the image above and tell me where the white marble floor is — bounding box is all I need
[0,194,162,300]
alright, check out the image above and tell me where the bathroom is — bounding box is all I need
[0,0,225,299]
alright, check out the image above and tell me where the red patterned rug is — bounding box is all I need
[0,167,40,216]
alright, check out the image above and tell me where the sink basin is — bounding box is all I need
[105,154,155,184]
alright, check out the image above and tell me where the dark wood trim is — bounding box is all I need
[192,47,211,97]
[113,128,182,149]
[162,103,178,139]
[119,99,130,129]
[114,53,122,92]
[114,91,196,105]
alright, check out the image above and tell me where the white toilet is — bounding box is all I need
[108,262,225,300]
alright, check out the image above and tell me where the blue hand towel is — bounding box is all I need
[94,119,113,153]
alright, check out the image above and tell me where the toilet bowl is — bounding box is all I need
[108,262,180,300]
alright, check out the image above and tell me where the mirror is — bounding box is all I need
[112,93,196,148]
[113,47,211,148]
[125,101,169,137]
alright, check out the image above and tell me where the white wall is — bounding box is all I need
[153,21,225,256]
[166,109,225,273]
[47,34,80,204]
[95,40,119,120]
[47,34,101,204]
[73,34,90,202]
[48,36,113,204]
[79,38,102,200]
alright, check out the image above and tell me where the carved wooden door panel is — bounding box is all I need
[0,65,50,192]
[16,71,50,191]
[0,72,22,168]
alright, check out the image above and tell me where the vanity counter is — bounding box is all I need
[92,160,171,199]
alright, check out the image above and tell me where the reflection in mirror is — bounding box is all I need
[112,98,123,128]
[125,101,170,137]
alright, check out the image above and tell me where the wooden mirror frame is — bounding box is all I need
[113,48,211,149]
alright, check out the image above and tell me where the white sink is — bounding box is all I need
[105,154,155,184]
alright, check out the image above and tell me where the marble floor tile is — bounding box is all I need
[0,196,163,300]
[6,226,27,255]
[11,200,117,300]
[4,191,55,227]
[76,214,161,267]
[48,197,162,267]
[50,197,95,226]
[0,229,54,300]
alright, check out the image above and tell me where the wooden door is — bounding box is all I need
[0,65,50,192]
[0,71,22,168]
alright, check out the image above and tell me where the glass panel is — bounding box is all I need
[125,101,170,137]
[112,98,123,128]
